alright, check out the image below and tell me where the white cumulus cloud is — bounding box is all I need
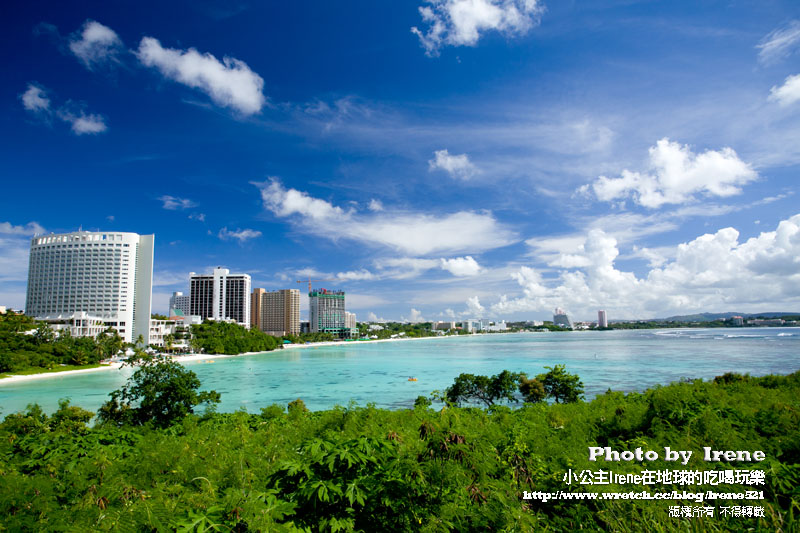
[464,295,486,317]
[218,227,262,243]
[429,149,478,179]
[254,179,516,256]
[405,308,425,323]
[493,215,800,319]
[412,0,544,56]
[582,138,757,208]
[769,74,800,106]
[440,256,481,276]
[69,20,123,69]
[20,84,50,113]
[57,110,107,135]
[136,36,265,115]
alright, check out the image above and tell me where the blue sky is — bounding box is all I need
[2,0,800,322]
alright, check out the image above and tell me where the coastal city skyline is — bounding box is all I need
[2,1,800,322]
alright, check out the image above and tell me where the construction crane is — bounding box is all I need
[297,278,337,293]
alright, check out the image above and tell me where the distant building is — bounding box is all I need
[309,288,346,336]
[731,315,744,326]
[462,319,480,333]
[748,318,784,327]
[597,310,608,328]
[261,289,301,336]
[149,319,180,348]
[345,311,359,338]
[553,308,573,329]
[251,288,266,330]
[433,321,456,330]
[190,267,251,327]
[25,230,154,344]
[484,320,508,332]
[169,291,190,316]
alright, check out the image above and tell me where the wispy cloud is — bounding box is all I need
[136,37,265,115]
[218,227,262,243]
[0,222,45,285]
[255,179,517,256]
[429,149,478,179]
[757,20,800,65]
[0,222,45,235]
[188,212,206,222]
[412,0,545,56]
[158,195,198,210]
[68,20,123,69]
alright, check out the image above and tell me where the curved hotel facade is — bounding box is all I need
[25,231,154,344]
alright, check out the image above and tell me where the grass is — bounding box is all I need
[0,363,108,379]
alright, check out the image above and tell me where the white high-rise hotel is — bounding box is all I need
[190,267,251,326]
[25,231,154,344]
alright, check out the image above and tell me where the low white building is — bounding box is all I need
[39,312,107,339]
[484,320,508,332]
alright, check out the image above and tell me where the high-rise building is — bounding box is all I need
[553,307,573,329]
[597,310,608,328]
[189,267,251,326]
[309,288,346,336]
[169,291,190,315]
[251,288,266,330]
[260,289,300,336]
[25,230,154,344]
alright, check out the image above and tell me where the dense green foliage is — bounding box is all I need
[445,370,524,407]
[191,320,280,354]
[443,367,583,406]
[537,364,585,403]
[0,311,122,374]
[97,354,221,428]
[1,371,798,531]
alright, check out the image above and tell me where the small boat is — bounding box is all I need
[408,377,418,381]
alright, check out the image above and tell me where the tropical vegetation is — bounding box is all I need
[0,362,797,531]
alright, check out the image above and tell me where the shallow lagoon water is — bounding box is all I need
[1,328,799,414]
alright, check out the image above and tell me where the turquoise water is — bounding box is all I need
[1,328,799,415]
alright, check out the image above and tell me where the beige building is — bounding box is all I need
[254,289,300,336]
[251,288,266,330]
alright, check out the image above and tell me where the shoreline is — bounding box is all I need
[0,362,124,385]
[0,334,465,385]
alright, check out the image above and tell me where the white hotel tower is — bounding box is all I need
[25,231,154,344]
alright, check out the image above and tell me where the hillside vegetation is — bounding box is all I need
[0,370,798,531]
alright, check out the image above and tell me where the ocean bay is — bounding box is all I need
[1,328,799,415]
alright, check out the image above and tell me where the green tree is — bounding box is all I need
[97,353,221,428]
[445,370,523,407]
[33,322,55,345]
[536,364,584,403]
[518,375,546,403]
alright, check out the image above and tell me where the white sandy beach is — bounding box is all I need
[0,334,468,385]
